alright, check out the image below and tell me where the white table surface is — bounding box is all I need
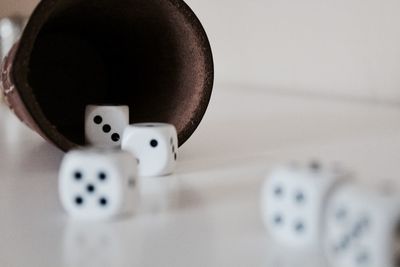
[1,84,400,267]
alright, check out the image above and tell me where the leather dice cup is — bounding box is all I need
[0,0,214,151]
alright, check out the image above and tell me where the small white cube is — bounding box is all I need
[59,148,138,220]
[85,105,129,148]
[122,123,178,177]
[261,162,347,248]
[324,184,400,267]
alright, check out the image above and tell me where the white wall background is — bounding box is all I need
[2,0,400,103]
[187,0,400,103]
[0,0,37,18]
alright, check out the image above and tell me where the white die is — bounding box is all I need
[261,162,346,248]
[324,184,400,267]
[121,123,178,177]
[85,105,129,148]
[58,148,138,220]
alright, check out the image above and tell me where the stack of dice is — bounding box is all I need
[59,105,178,221]
[260,162,400,267]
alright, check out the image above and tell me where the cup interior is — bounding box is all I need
[12,0,213,150]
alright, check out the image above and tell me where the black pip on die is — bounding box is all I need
[85,105,129,148]
[122,123,178,177]
[58,148,138,220]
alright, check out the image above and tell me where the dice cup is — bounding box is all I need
[0,0,214,151]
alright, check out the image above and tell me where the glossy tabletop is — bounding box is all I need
[1,84,400,267]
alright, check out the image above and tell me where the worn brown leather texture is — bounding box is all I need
[1,42,49,141]
[0,0,214,152]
